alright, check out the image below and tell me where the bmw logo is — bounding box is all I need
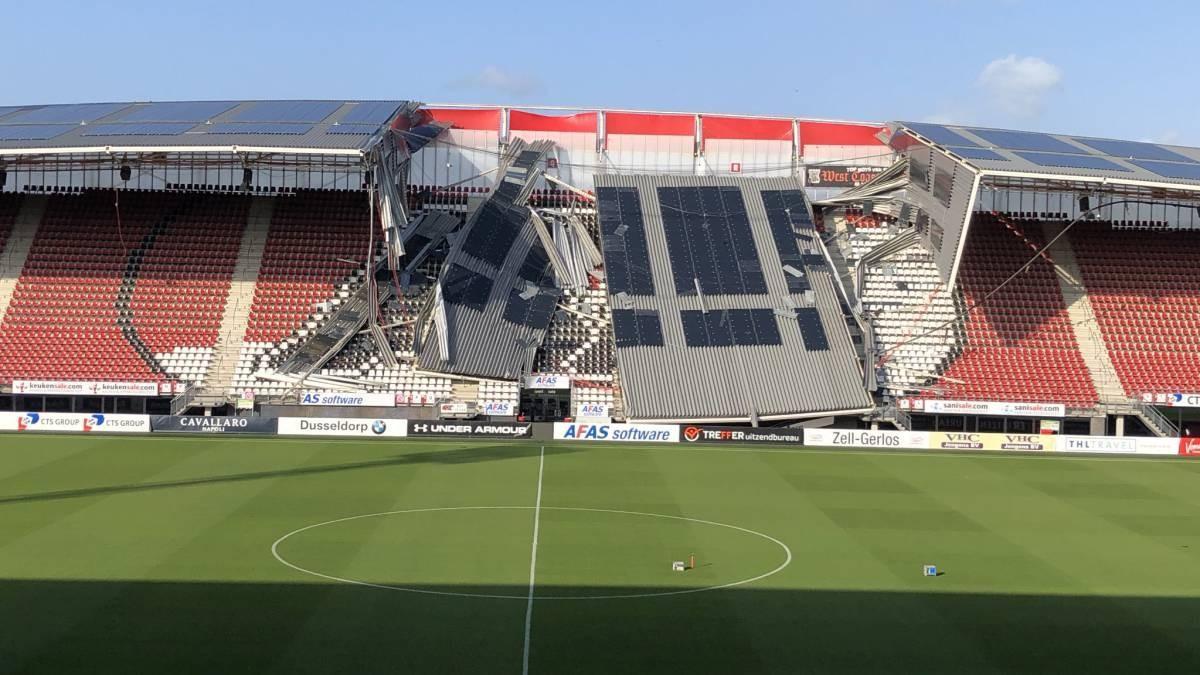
[371,420,387,435]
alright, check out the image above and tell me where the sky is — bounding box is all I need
[3,0,1197,144]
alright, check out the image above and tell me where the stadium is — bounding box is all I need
[2,97,1200,674]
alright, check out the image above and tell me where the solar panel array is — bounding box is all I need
[658,186,766,295]
[900,121,1200,185]
[2,102,127,124]
[462,201,525,268]
[338,101,402,125]
[597,186,655,295]
[680,309,782,347]
[761,189,814,293]
[0,100,409,150]
[502,244,559,328]
[441,264,494,311]
[206,123,314,135]
[1014,151,1131,172]
[594,174,873,421]
[794,307,829,351]
[611,309,665,347]
[115,101,237,123]
[81,123,197,137]
[0,125,76,141]
[229,100,340,123]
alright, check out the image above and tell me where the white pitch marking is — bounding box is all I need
[270,507,792,600]
[522,445,545,675]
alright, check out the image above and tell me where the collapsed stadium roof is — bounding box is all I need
[594,174,873,422]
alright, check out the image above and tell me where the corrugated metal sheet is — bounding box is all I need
[594,174,873,421]
[0,100,411,153]
[417,140,558,379]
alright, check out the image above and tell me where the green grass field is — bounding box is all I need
[1,435,1200,674]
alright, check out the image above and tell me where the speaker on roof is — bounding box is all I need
[119,165,131,182]
[0,168,6,189]
[862,200,874,216]
[1078,195,1090,214]
[241,168,253,191]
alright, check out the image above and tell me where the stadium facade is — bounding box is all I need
[0,100,1197,437]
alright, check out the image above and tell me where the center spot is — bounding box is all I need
[272,507,790,600]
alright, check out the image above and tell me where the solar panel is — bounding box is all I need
[204,123,314,135]
[950,147,1007,161]
[761,189,812,293]
[794,307,829,351]
[339,101,402,124]
[2,102,129,124]
[462,201,524,268]
[1128,160,1200,181]
[229,101,340,123]
[115,101,237,123]
[1014,151,1133,172]
[902,122,982,148]
[515,244,550,283]
[657,186,766,296]
[597,187,655,295]
[1072,138,1198,164]
[0,106,26,121]
[0,125,76,141]
[611,309,664,347]
[441,264,494,310]
[402,123,447,153]
[681,309,782,347]
[504,289,558,328]
[81,123,196,137]
[967,128,1084,154]
[325,124,380,135]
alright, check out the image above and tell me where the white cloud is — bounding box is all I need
[976,55,1062,119]
[449,65,541,98]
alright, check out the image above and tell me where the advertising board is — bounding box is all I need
[680,425,802,444]
[12,380,160,397]
[277,417,407,438]
[408,421,532,437]
[524,375,570,390]
[920,400,1066,417]
[481,401,516,416]
[300,391,396,407]
[803,429,929,449]
[553,422,678,443]
[0,412,150,433]
[150,416,279,434]
[927,432,1057,452]
[804,164,886,188]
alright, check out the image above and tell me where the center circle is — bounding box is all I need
[271,507,791,600]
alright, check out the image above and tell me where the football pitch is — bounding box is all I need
[1,436,1200,674]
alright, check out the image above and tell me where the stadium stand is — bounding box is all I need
[1071,223,1200,396]
[930,213,1097,406]
[834,213,960,398]
[0,191,249,386]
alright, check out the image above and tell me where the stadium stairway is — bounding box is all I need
[196,197,273,405]
[0,195,46,323]
[1040,221,1126,403]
